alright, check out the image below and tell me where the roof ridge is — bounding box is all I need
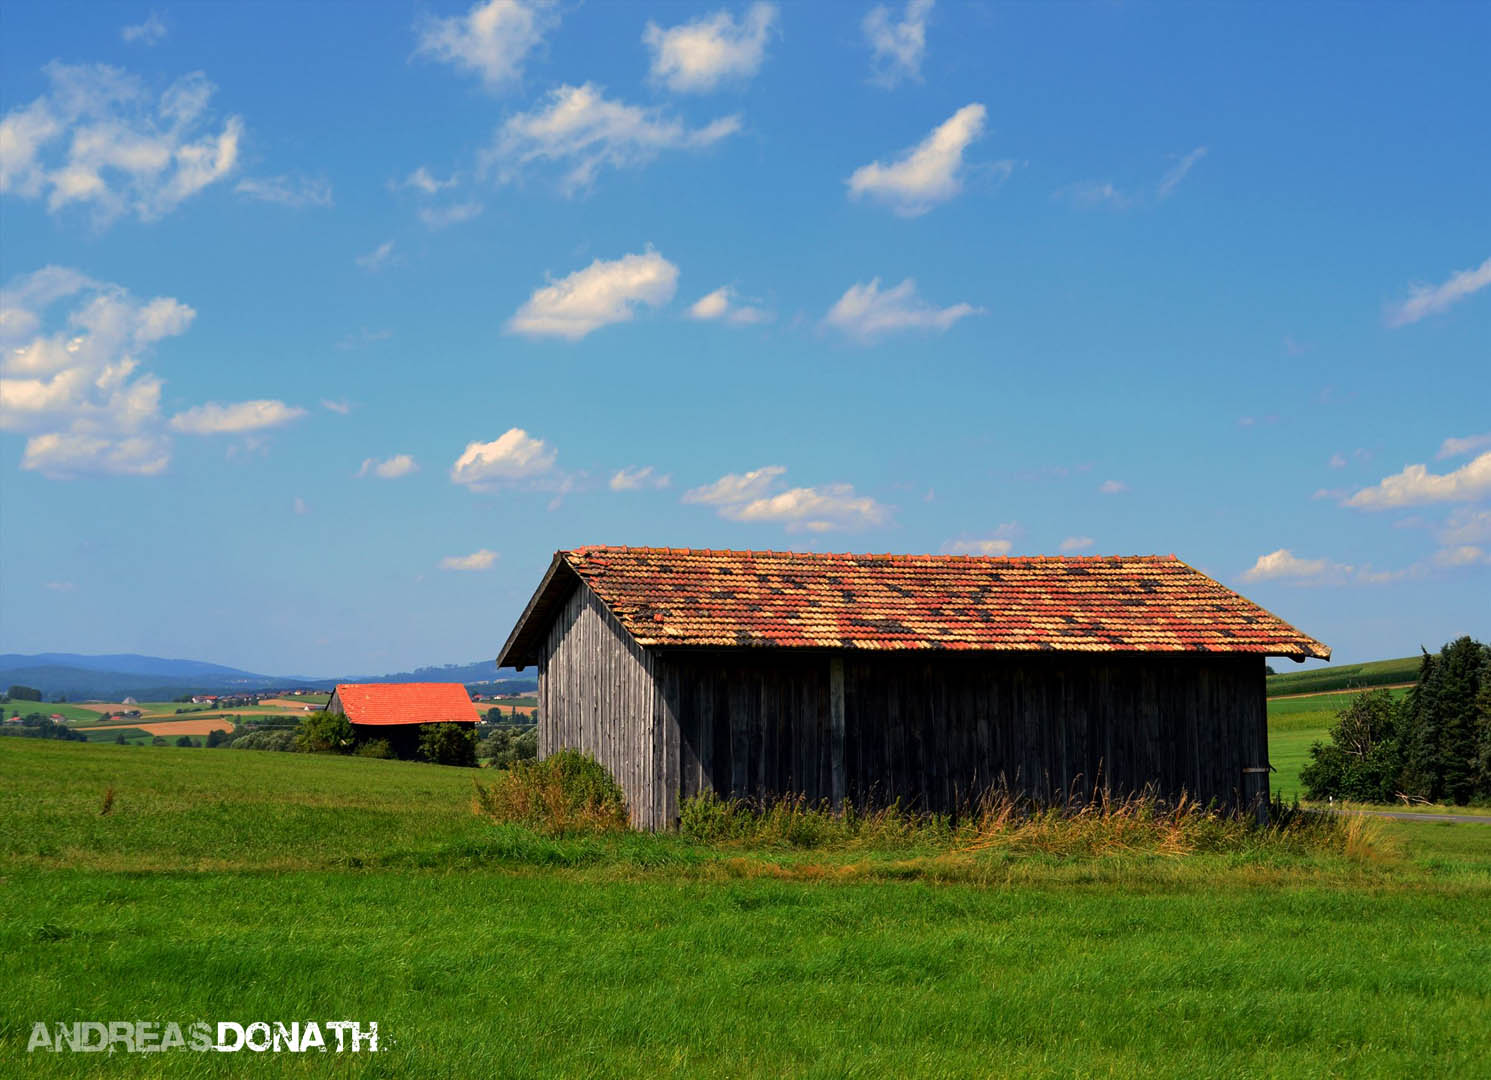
[564,545,1177,561]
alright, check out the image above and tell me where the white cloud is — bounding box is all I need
[17,432,170,477]
[122,13,167,46]
[414,0,558,90]
[507,250,678,340]
[942,537,1013,555]
[688,286,770,325]
[1440,507,1491,547]
[355,241,397,272]
[234,174,332,208]
[321,399,352,414]
[1052,180,1130,210]
[450,427,558,491]
[169,400,306,435]
[358,454,418,479]
[683,465,785,506]
[1241,548,1353,584]
[1328,453,1347,469]
[611,465,670,491]
[1,62,241,225]
[1156,146,1208,199]
[823,277,981,342]
[440,548,500,571]
[1438,432,1491,460]
[1098,480,1128,494]
[293,496,309,515]
[485,83,740,194]
[1344,451,1491,509]
[684,465,888,531]
[418,200,485,229]
[45,581,76,592]
[644,3,778,93]
[1433,545,1490,568]
[847,103,987,216]
[1385,256,1491,327]
[863,0,933,87]
[1059,536,1095,552]
[1057,146,1209,210]
[398,166,457,194]
[0,267,188,476]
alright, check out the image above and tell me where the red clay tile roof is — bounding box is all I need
[499,547,1330,664]
[331,682,476,726]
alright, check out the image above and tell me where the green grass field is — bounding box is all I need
[1266,655,1419,697]
[2,739,1489,1077]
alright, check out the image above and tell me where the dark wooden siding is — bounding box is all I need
[536,583,667,829]
[657,651,1267,815]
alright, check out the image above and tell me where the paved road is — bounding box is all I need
[1320,808,1491,825]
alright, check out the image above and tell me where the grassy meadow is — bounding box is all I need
[3,738,1490,1077]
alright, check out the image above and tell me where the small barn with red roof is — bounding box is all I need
[326,682,476,759]
[498,547,1330,829]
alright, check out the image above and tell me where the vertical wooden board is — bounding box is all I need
[828,657,846,809]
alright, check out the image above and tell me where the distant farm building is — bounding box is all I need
[498,547,1330,830]
[327,682,476,758]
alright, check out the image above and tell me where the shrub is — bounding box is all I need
[295,711,355,754]
[204,728,231,748]
[419,723,478,767]
[113,732,127,745]
[473,749,628,833]
[229,730,298,752]
[355,738,395,759]
[480,727,537,768]
[175,735,196,747]
[1301,689,1405,803]
[151,736,167,746]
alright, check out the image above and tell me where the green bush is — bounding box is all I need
[473,749,628,833]
[230,730,298,752]
[1301,690,1404,803]
[356,738,395,759]
[419,723,478,767]
[204,728,231,748]
[479,727,537,768]
[295,711,355,754]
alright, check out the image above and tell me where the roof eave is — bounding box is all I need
[495,552,576,670]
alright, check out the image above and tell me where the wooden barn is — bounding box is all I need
[326,682,476,758]
[496,547,1330,830]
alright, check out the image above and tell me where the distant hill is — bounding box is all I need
[0,653,534,702]
[1266,655,1420,698]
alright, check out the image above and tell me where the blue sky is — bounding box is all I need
[2,1,1487,677]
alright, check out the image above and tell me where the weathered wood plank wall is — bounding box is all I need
[536,584,667,829]
[657,651,1267,815]
[539,590,1270,828]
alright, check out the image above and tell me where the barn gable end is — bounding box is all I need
[537,580,670,829]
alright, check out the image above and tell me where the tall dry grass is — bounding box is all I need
[473,749,629,834]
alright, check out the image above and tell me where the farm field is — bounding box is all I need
[83,716,247,737]
[1,700,100,723]
[1265,655,1419,697]
[3,739,1489,1077]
